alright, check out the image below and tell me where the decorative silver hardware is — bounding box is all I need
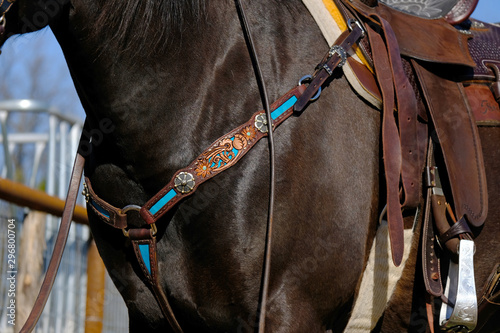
[439,239,478,332]
[298,75,322,101]
[328,45,347,67]
[322,64,333,76]
[255,113,269,133]
[82,183,90,203]
[471,21,485,29]
[174,172,196,194]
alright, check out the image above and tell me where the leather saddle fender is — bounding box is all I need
[412,61,488,227]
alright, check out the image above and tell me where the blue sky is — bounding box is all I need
[0,0,499,122]
[472,0,500,22]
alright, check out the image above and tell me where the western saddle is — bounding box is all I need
[331,0,500,331]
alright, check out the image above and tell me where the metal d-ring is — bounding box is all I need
[298,75,321,101]
[122,204,142,213]
[120,205,157,238]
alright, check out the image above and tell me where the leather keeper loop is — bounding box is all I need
[439,216,473,245]
[126,224,157,240]
[128,228,154,240]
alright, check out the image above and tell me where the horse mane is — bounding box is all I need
[90,0,206,59]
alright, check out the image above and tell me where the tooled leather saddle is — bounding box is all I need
[334,0,500,331]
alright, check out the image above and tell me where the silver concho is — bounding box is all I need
[255,113,268,133]
[174,172,195,194]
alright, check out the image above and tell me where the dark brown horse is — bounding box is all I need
[3,0,381,331]
[2,0,499,332]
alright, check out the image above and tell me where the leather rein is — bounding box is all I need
[13,0,365,331]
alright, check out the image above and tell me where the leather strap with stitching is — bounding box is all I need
[365,14,409,266]
[129,229,183,332]
[19,152,85,333]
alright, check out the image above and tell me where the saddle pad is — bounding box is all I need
[344,220,414,332]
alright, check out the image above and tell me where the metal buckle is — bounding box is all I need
[328,45,347,67]
[120,205,157,238]
[347,18,366,38]
[439,239,478,332]
[298,75,321,101]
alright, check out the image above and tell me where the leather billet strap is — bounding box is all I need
[338,0,428,266]
[365,20,405,266]
[129,230,183,332]
[294,21,365,112]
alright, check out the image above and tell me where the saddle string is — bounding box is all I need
[234,0,275,331]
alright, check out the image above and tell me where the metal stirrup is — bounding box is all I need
[439,239,478,332]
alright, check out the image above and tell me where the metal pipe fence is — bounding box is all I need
[0,100,128,333]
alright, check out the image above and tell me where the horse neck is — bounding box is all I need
[54,0,273,193]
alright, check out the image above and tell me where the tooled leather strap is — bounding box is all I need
[20,152,85,333]
[129,229,183,332]
[139,85,306,224]
[83,177,129,229]
[83,86,304,228]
